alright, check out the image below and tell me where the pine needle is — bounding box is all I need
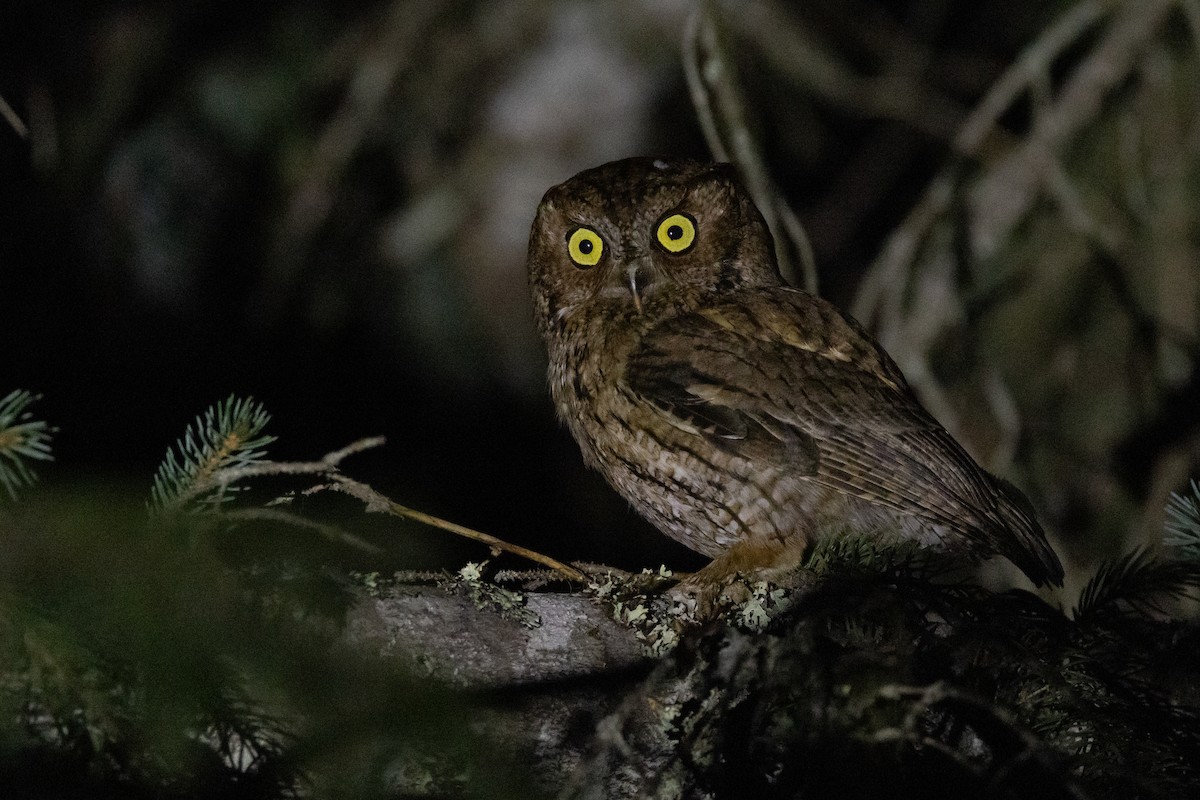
[1164,480,1200,561]
[1073,546,1200,620]
[150,395,276,513]
[803,530,974,583]
[0,389,55,500]
[1070,483,1200,620]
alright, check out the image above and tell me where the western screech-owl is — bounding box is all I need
[526,157,1063,589]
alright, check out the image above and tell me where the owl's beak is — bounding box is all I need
[626,260,652,314]
[626,266,643,314]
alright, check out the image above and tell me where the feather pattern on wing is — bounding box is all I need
[623,289,1064,587]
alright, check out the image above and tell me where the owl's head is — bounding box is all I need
[526,158,782,337]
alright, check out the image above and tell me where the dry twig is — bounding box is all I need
[850,0,1178,455]
[0,93,29,139]
[200,435,586,582]
[683,3,819,292]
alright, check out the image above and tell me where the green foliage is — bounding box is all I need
[1165,479,1200,560]
[0,498,490,798]
[803,528,977,584]
[0,390,54,499]
[1070,481,1200,620]
[149,395,276,512]
[1073,546,1200,621]
[0,399,527,799]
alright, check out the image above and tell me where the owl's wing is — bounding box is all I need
[624,289,1063,586]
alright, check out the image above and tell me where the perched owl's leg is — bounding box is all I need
[669,532,811,619]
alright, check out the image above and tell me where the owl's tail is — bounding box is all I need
[991,478,1064,588]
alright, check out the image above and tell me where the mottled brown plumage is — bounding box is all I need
[527,157,1063,588]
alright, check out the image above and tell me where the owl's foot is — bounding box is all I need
[667,534,811,624]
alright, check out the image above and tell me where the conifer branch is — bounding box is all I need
[0,390,55,499]
[1164,479,1200,560]
[150,395,276,513]
[803,529,976,583]
[1072,481,1200,619]
[1074,548,1200,620]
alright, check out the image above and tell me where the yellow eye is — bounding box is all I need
[567,227,604,267]
[655,213,696,253]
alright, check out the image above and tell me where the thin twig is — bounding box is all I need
[221,506,382,553]
[683,4,729,165]
[968,0,1175,260]
[853,0,1120,322]
[1182,0,1200,151]
[387,569,448,583]
[953,0,1111,154]
[0,93,29,139]
[195,435,585,581]
[316,473,587,582]
[851,0,1176,457]
[727,0,964,141]
[873,682,1091,799]
[982,368,1021,473]
[683,4,819,292]
[320,435,388,465]
[174,436,387,509]
[257,0,451,322]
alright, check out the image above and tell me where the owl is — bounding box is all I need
[526,157,1063,590]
